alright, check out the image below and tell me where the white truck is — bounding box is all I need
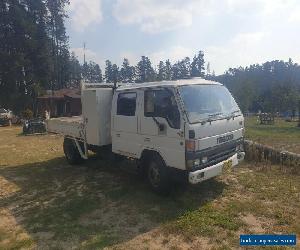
[0,108,13,126]
[47,78,245,194]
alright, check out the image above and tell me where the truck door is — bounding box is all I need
[140,88,186,170]
[112,91,140,157]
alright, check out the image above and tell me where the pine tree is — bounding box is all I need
[120,58,135,83]
[179,57,191,79]
[111,64,119,84]
[165,60,172,80]
[157,61,166,81]
[46,0,70,89]
[172,62,180,80]
[88,61,102,83]
[67,52,82,88]
[191,51,205,77]
[135,56,156,83]
[105,60,113,83]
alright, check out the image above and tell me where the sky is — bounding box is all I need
[66,0,300,75]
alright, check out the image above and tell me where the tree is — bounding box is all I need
[191,51,205,77]
[135,56,156,83]
[46,0,70,89]
[157,61,166,81]
[215,60,300,114]
[88,61,102,83]
[172,62,180,80]
[111,64,119,83]
[120,58,135,83]
[105,60,113,83]
[165,60,172,80]
[67,52,82,88]
[179,57,191,79]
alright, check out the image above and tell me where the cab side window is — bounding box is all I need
[117,92,137,116]
[144,89,180,129]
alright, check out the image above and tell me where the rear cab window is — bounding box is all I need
[117,92,137,116]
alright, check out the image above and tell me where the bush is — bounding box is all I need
[21,109,33,120]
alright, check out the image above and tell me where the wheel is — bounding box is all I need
[63,138,84,165]
[147,154,171,195]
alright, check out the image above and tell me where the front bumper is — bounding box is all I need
[188,151,245,184]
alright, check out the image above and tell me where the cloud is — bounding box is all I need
[112,0,266,34]
[205,32,266,73]
[68,0,103,32]
[113,0,194,34]
[289,5,300,23]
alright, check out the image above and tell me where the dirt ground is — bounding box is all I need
[0,127,299,249]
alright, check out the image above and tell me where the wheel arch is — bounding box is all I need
[139,149,167,168]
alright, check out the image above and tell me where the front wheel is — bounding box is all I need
[63,138,84,165]
[147,155,171,195]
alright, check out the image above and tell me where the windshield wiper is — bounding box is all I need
[206,112,224,123]
[208,112,223,118]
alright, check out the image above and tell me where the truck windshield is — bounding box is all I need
[179,84,240,123]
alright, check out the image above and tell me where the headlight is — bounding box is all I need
[201,157,208,164]
[187,159,201,169]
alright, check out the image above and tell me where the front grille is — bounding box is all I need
[205,147,236,167]
[189,139,242,172]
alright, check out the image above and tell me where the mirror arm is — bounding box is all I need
[152,117,165,131]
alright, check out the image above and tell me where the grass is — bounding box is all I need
[0,126,299,249]
[245,116,300,154]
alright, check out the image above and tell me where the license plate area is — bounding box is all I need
[223,159,232,172]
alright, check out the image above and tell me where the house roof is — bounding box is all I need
[38,89,81,99]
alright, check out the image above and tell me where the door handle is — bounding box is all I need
[116,133,120,137]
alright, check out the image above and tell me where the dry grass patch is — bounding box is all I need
[0,127,299,249]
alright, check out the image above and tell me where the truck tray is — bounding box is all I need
[46,116,85,140]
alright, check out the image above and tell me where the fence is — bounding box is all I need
[244,140,300,169]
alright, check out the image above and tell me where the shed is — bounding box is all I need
[37,89,82,118]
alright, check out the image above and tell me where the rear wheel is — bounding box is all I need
[63,138,84,165]
[147,154,171,195]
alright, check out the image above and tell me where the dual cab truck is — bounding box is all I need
[47,78,245,194]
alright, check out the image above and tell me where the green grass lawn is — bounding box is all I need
[245,116,300,154]
[0,127,299,249]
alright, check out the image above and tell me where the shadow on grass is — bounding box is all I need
[0,156,227,249]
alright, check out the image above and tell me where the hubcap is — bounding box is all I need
[148,162,160,188]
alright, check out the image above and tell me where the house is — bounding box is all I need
[37,89,82,118]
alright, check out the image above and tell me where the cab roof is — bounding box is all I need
[116,78,222,91]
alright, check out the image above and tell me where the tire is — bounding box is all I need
[147,154,171,195]
[63,138,84,165]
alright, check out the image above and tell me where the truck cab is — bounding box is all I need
[110,78,245,192]
[47,78,245,194]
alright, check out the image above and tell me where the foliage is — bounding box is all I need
[215,59,300,113]
[0,0,102,113]
[1,1,299,116]
[21,109,33,120]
